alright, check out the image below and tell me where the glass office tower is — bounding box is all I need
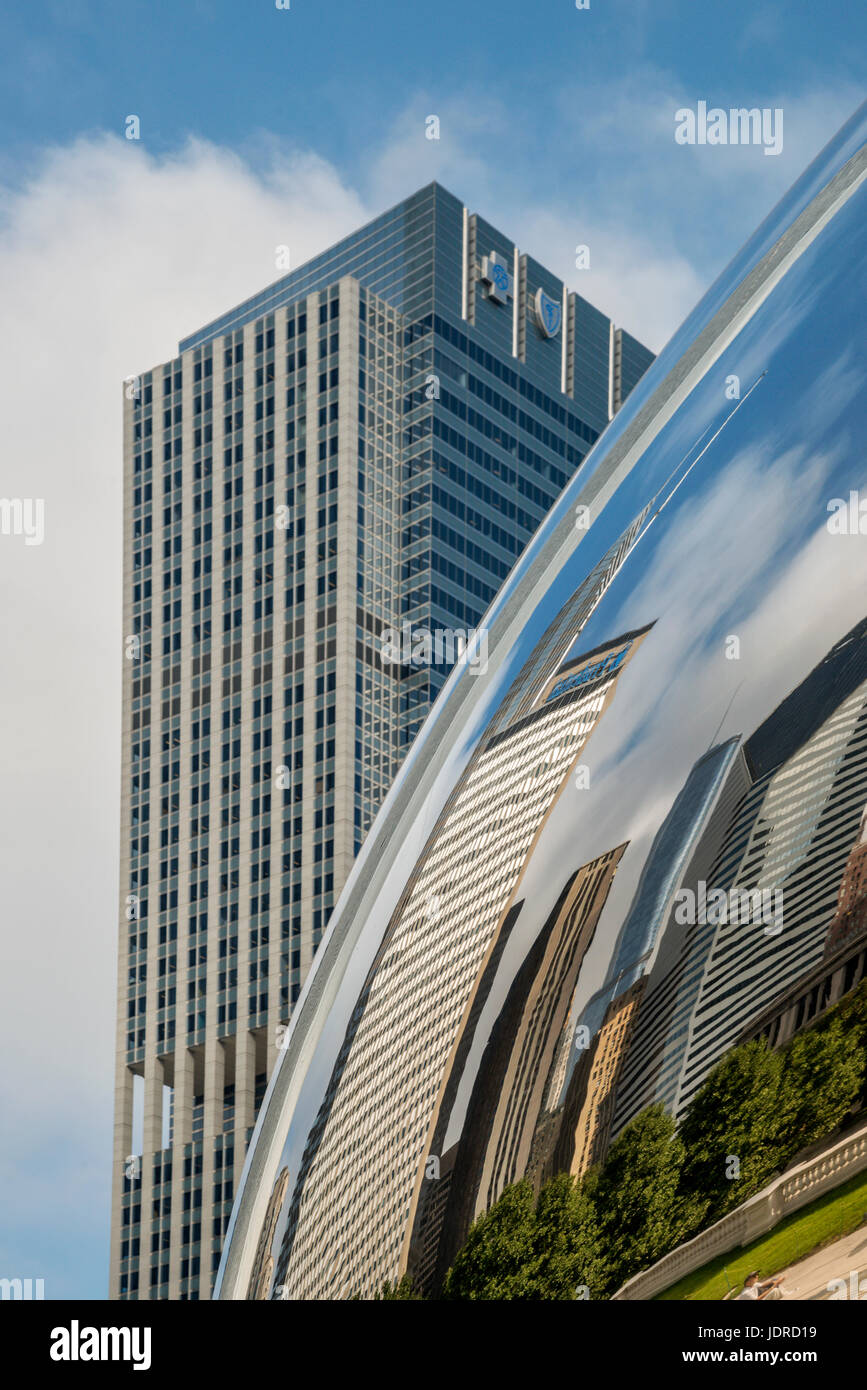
[111,182,653,1300]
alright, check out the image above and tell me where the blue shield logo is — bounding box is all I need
[534,288,562,338]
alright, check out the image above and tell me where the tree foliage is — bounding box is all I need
[593,1105,707,1293]
[442,1175,606,1300]
[373,1275,422,1300]
[777,1012,864,1159]
[678,1039,787,1219]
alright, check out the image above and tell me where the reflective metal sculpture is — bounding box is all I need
[217,105,867,1300]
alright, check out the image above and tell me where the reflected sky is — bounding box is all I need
[524,187,867,1037]
[436,177,867,1157]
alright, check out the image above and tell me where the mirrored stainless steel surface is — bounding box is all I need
[216,104,867,1300]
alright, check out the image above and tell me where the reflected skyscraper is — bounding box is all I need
[613,617,867,1132]
[735,803,867,1052]
[823,804,867,958]
[412,843,628,1293]
[580,738,742,1039]
[270,629,648,1298]
[531,736,740,1180]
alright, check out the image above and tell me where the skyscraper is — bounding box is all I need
[413,844,628,1293]
[111,183,653,1300]
[499,735,741,1187]
[266,629,649,1299]
[736,805,867,1054]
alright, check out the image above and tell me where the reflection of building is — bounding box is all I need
[476,852,627,1207]
[556,981,645,1180]
[110,183,652,1299]
[271,628,650,1298]
[737,925,867,1053]
[610,745,753,1133]
[247,1167,289,1301]
[738,804,867,1050]
[409,1147,458,1298]
[414,846,626,1292]
[583,739,743,1036]
[825,805,867,957]
[544,737,741,1174]
[613,618,867,1134]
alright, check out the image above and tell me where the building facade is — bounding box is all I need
[736,805,867,1051]
[560,979,645,1180]
[264,629,648,1299]
[111,183,652,1299]
[411,844,629,1293]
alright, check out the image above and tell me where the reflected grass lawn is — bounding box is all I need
[657,1167,867,1300]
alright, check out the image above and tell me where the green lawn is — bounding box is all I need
[656,1166,867,1301]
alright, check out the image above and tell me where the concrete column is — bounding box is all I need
[199,1036,225,1299]
[300,291,321,983]
[167,1046,194,1297]
[138,1058,164,1300]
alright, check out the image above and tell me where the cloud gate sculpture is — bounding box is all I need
[216,105,867,1300]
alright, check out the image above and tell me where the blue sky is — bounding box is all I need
[0,0,863,324]
[0,2,861,171]
[0,0,863,1302]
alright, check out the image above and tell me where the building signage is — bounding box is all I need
[534,287,562,338]
[481,250,513,305]
[545,643,631,704]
